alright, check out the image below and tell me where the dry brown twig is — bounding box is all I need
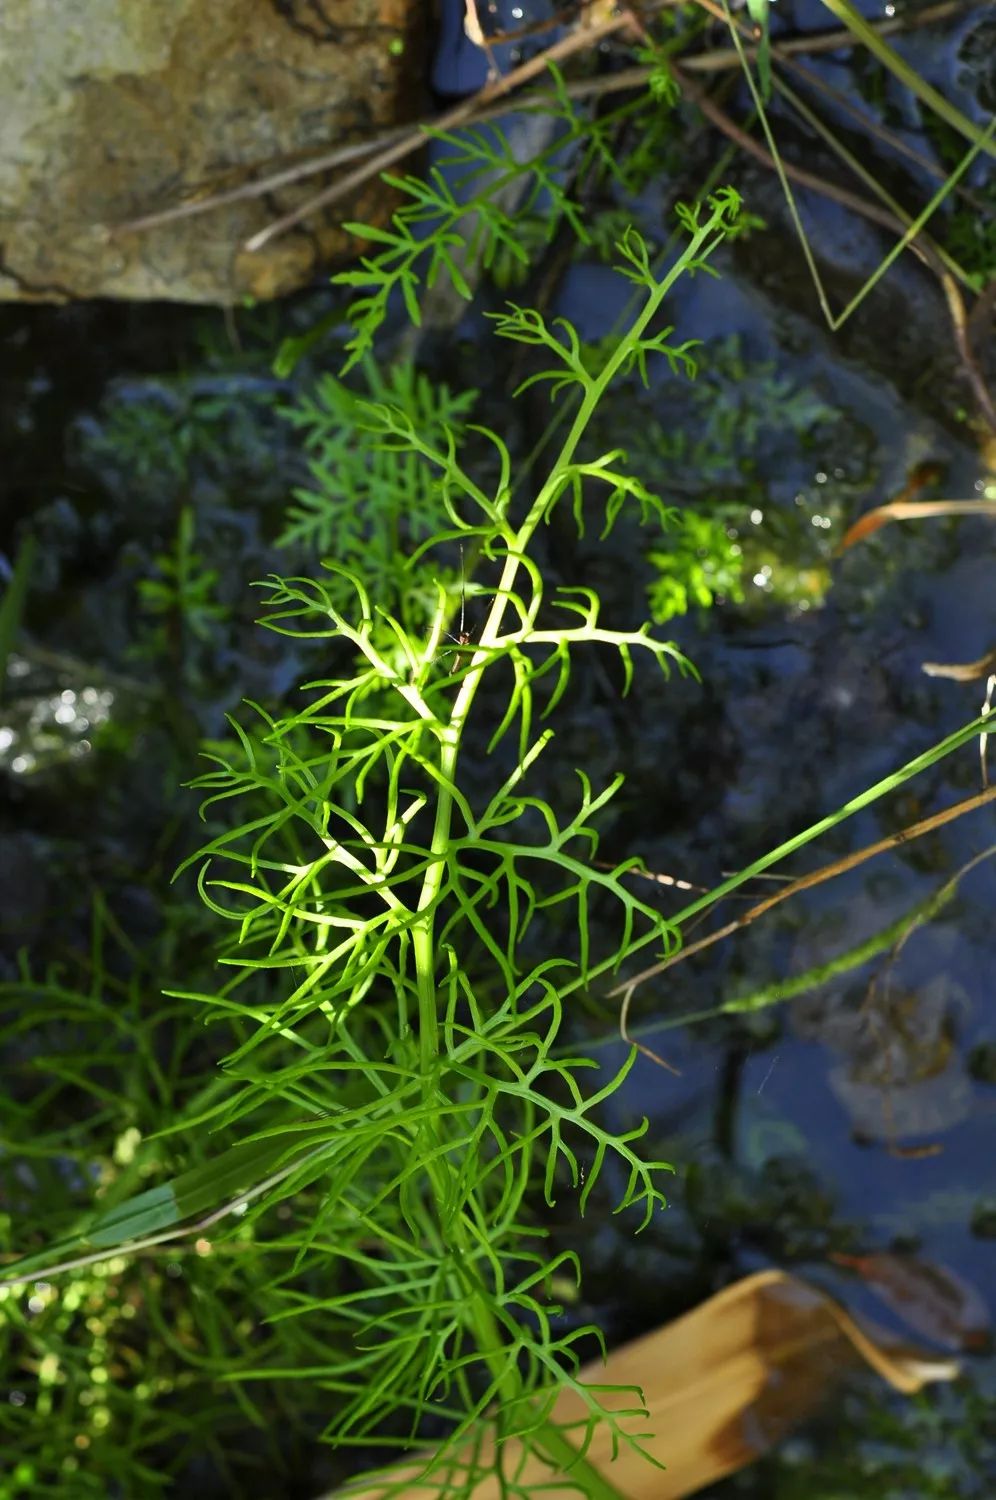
[111,0,970,242]
[921,651,996,683]
[241,8,642,254]
[112,4,645,240]
[838,498,996,552]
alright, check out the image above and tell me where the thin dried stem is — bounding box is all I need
[671,56,996,432]
[593,858,704,893]
[838,499,996,552]
[242,11,638,253]
[612,784,996,1040]
[110,1,971,242]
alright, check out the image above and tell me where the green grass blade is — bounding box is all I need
[0,1129,331,1286]
[669,708,995,929]
[818,0,996,157]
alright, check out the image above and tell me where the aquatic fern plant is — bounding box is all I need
[327,64,682,375]
[175,196,744,1495]
[278,357,477,570]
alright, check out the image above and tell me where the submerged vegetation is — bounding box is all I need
[1,2,995,1496]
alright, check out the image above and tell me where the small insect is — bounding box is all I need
[445,543,476,674]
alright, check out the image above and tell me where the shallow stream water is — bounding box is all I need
[2,2,995,1493]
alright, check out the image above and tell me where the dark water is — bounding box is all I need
[2,4,995,1495]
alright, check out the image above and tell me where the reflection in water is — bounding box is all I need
[828,1250,991,1353]
[0,653,115,775]
[795,976,974,1147]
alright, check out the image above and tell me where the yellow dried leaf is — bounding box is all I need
[336,1270,957,1500]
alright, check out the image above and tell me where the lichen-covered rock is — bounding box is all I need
[0,0,419,303]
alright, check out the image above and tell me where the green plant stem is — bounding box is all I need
[667,711,995,930]
[473,205,730,680]
[410,740,566,1457]
[394,219,736,1490]
[408,917,626,1493]
[663,884,956,1030]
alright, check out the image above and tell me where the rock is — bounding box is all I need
[0,0,419,304]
